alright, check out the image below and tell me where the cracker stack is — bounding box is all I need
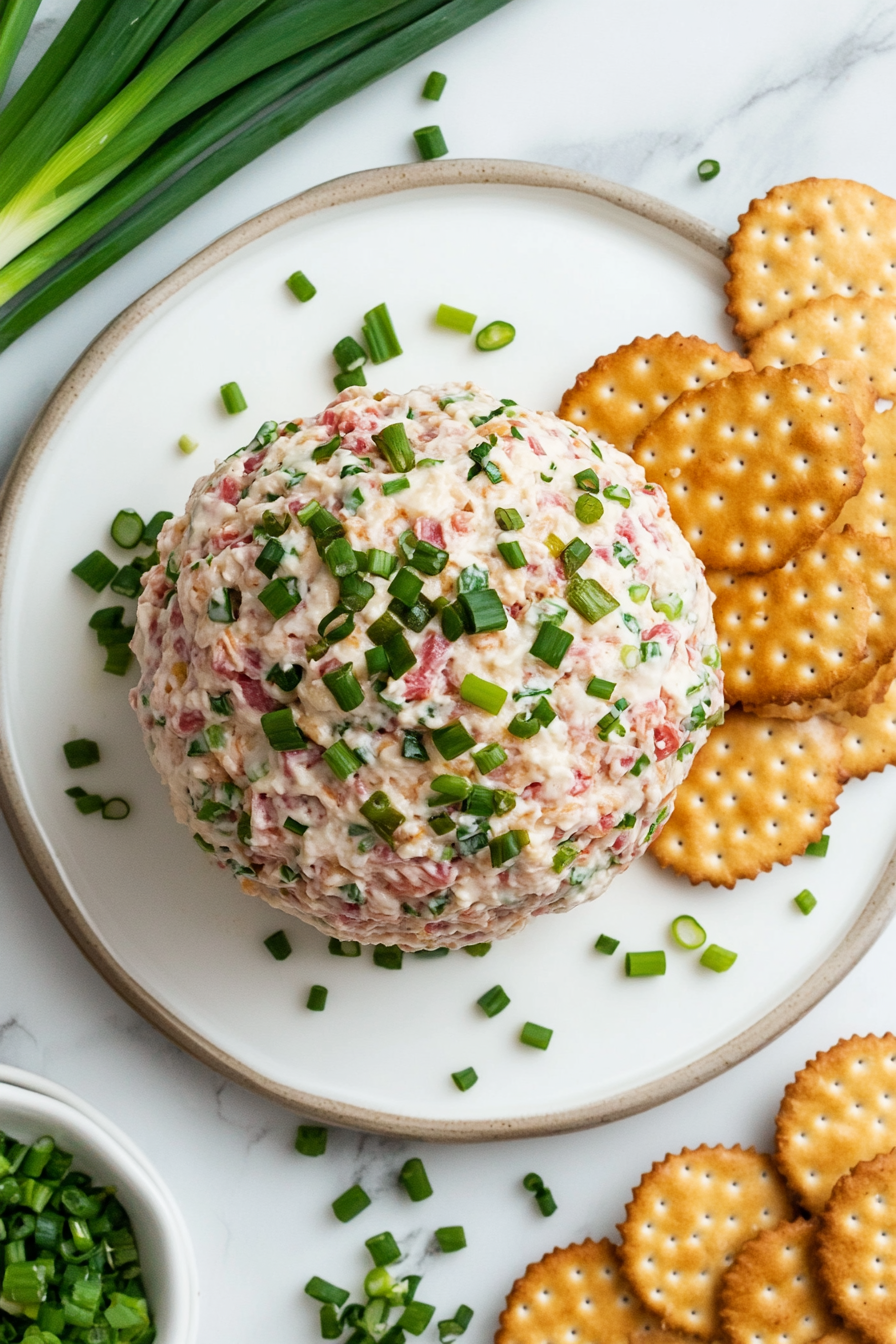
[495,1034,896,1344]
[558,177,896,886]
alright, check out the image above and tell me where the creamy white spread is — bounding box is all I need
[131,383,723,950]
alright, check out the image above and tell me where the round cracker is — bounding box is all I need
[720,1217,841,1344]
[776,1035,896,1215]
[749,295,896,400]
[837,408,896,539]
[618,1145,794,1340]
[558,334,751,453]
[708,536,873,707]
[496,1237,656,1344]
[814,358,878,426]
[817,1148,896,1344]
[650,710,845,887]
[725,178,896,341]
[631,365,865,574]
[819,529,896,694]
[745,651,896,722]
[831,678,896,780]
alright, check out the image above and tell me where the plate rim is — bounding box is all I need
[1,156,891,1142]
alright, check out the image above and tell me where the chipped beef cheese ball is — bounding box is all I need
[131,383,723,951]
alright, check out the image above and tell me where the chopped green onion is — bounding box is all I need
[439,1305,475,1341]
[586,676,616,699]
[520,1022,552,1050]
[110,563,142,598]
[374,421,414,473]
[698,158,721,181]
[495,506,524,531]
[477,984,509,1017]
[72,550,117,592]
[368,611,403,646]
[431,774,471,800]
[536,1188,557,1217]
[410,538,449,575]
[287,271,316,302]
[256,537,284,579]
[334,369,366,393]
[432,722,476,760]
[193,832,215,852]
[496,543,526,580]
[630,753,650,776]
[307,984,328,1011]
[384,630,417,679]
[700,944,737,973]
[260,508,290,538]
[430,814,456,835]
[89,606,124,632]
[178,434,199,454]
[264,930,292,961]
[440,601,466,642]
[367,548,397,579]
[805,835,829,857]
[436,302,475,332]
[102,797,130,820]
[389,593,435,633]
[530,623,573,668]
[220,382,247,415]
[339,573,375,612]
[562,537,592,577]
[703,643,722,668]
[333,336,367,373]
[261,707,306,751]
[545,533,566,558]
[552,842,578,873]
[103,643,133,676]
[472,742,507,774]
[328,938,361,957]
[620,645,640,669]
[567,574,619,624]
[322,740,362,781]
[422,69,447,99]
[389,567,424,606]
[322,663,364,712]
[258,576,300,619]
[463,784,496,816]
[63,738,99,769]
[383,475,409,495]
[435,1226,467,1252]
[210,692,233,716]
[401,1300,437,1335]
[283,818,308,837]
[459,588,507,633]
[402,730,429,761]
[414,123,448,159]
[451,1067,478,1091]
[460,673,507,715]
[305,1276,348,1306]
[312,434,342,464]
[671,915,707,950]
[363,303,403,364]
[295,1125,328,1157]
[652,593,683,620]
[373,944,403,970]
[458,563,489,593]
[366,1231,401,1266]
[360,791,406,846]
[574,468,600,492]
[507,710,540,739]
[400,1158,434,1202]
[475,321,515,351]
[110,508,144,549]
[626,951,666,977]
[628,584,649,604]
[332,1185,371,1223]
[595,934,619,955]
[795,889,817,915]
[489,829,529,867]
[323,536,357,579]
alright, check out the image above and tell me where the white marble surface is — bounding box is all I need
[3,1,896,1339]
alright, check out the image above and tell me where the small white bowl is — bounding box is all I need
[0,1067,198,1344]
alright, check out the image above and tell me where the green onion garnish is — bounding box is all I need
[402,731,429,761]
[295,1125,327,1157]
[536,1188,557,1217]
[360,791,406,846]
[698,158,721,181]
[652,593,683,620]
[110,563,141,598]
[422,69,447,100]
[363,303,403,364]
[435,1226,467,1252]
[626,951,666,977]
[520,1022,552,1050]
[178,435,198,454]
[287,271,316,302]
[339,574,375,612]
[429,814,456,835]
[530,623,573,668]
[574,468,600,492]
[333,336,367,372]
[210,692,233,715]
[305,1277,347,1305]
[567,574,619,624]
[373,421,414,472]
[141,511,173,545]
[438,1305,475,1341]
[671,915,707,950]
[414,123,448,159]
[328,938,361,958]
[110,509,144,549]
[575,494,604,525]
[805,835,829,857]
[368,548,397,578]
[604,483,632,507]
[322,741,362,781]
[460,673,507,715]
[475,321,515,351]
[389,593,435,633]
[497,540,526,569]
[283,817,308,836]
[322,663,364,712]
[220,382,247,415]
[464,942,491,957]
[69,788,103,814]
[103,643,132,676]
[373,944,403,970]
[451,1067,478,1092]
[63,738,99,769]
[552,842,578,873]
[264,930,292,961]
[629,584,650,603]
[410,538,449,575]
[458,588,507,633]
[332,1185,371,1223]
[101,797,130,820]
[368,611,403,645]
[562,537,592,577]
[489,829,528,867]
[432,722,476,760]
[323,536,357,578]
[595,934,619,955]
[507,710,539,739]
[458,563,489,593]
[256,538,284,579]
[700,944,737,972]
[261,707,306,751]
[334,369,365,393]
[794,889,817,915]
[477,984,509,1017]
[630,753,650,776]
[72,550,117,592]
[312,434,342,463]
[389,567,424,606]
[586,676,616,699]
[440,601,466,642]
[383,475,409,496]
[307,984,328,1012]
[495,507,524,531]
[436,302,475,332]
[258,576,300,619]
[472,743,507,775]
[365,1231,401,1267]
[400,1158,434,1201]
[384,630,417,679]
[431,774,471,800]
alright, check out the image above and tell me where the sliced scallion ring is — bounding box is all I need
[670,914,706,950]
[101,797,130,821]
[475,320,515,352]
[697,158,721,181]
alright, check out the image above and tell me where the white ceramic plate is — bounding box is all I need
[1,160,894,1140]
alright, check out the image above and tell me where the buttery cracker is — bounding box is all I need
[650,710,845,887]
[817,1148,896,1344]
[557,334,751,453]
[746,651,896,722]
[814,357,877,425]
[618,1146,793,1340]
[725,178,896,341]
[837,407,896,538]
[708,536,872,707]
[631,365,864,574]
[832,678,896,779]
[496,1238,655,1344]
[748,294,896,399]
[776,1034,896,1214]
[720,1217,841,1344]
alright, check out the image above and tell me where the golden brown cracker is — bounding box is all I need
[630,1323,705,1344]
[748,295,896,400]
[631,365,864,574]
[708,536,872,707]
[618,1145,794,1340]
[814,358,878,425]
[725,178,896,341]
[720,1218,841,1344]
[496,1237,655,1344]
[558,334,751,453]
[817,1147,896,1344]
[777,1035,896,1215]
[831,678,896,780]
[650,710,845,888]
[837,407,896,538]
[746,651,896,722]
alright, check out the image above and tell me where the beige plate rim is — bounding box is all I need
[1,157,892,1141]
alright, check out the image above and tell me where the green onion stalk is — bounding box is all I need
[0,0,514,348]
